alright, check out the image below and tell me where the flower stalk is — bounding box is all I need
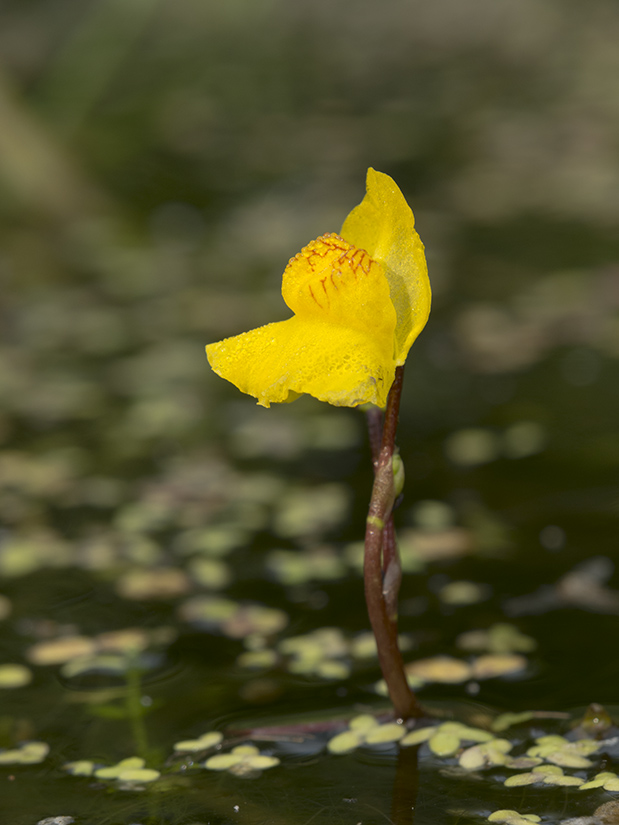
[364,366,424,720]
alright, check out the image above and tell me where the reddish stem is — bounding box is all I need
[364,366,423,720]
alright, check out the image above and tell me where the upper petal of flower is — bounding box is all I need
[340,168,431,365]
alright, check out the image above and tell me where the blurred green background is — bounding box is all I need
[3,0,619,463]
[2,0,619,458]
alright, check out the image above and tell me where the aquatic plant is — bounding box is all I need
[207,169,431,719]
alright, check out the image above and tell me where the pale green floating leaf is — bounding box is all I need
[400,726,435,747]
[444,428,500,467]
[176,525,250,557]
[503,421,546,459]
[0,741,50,765]
[188,558,232,590]
[0,749,26,765]
[61,653,131,679]
[95,756,145,779]
[578,778,607,790]
[533,765,563,775]
[364,723,405,745]
[428,731,461,757]
[266,548,346,586]
[489,738,513,753]
[411,500,455,531]
[344,541,365,573]
[349,714,379,732]
[0,532,73,578]
[232,745,260,756]
[544,750,593,769]
[64,760,95,776]
[533,734,568,748]
[459,737,512,770]
[179,596,288,639]
[472,653,527,679]
[17,741,50,764]
[492,711,536,732]
[173,731,223,752]
[569,738,601,756]
[488,811,541,824]
[458,623,536,655]
[399,526,472,563]
[315,660,351,680]
[116,567,191,600]
[244,755,279,770]
[327,731,364,755]
[542,773,583,787]
[405,655,473,684]
[178,595,238,625]
[273,484,350,539]
[504,773,541,787]
[439,580,490,606]
[458,745,486,771]
[204,744,279,774]
[582,773,619,792]
[97,626,173,653]
[0,663,32,688]
[453,725,495,743]
[116,768,160,783]
[204,753,244,771]
[350,632,378,659]
[26,635,97,666]
[224,604,288,639]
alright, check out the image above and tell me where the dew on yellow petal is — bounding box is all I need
[340,168,430,364]
[207,313,395,409]
[207,171,430,408]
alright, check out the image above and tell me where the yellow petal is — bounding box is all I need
[206,314,395,408]
[206,233,397,408]
[340,168,430,364]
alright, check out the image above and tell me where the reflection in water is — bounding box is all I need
[391,744,419,825]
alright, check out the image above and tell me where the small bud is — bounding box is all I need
[392,453,405,498]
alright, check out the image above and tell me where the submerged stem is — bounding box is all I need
[364,366,423,720]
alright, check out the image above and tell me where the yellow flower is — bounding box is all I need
[206,168,431,409]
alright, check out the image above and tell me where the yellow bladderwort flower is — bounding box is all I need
[206,168,431,409]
